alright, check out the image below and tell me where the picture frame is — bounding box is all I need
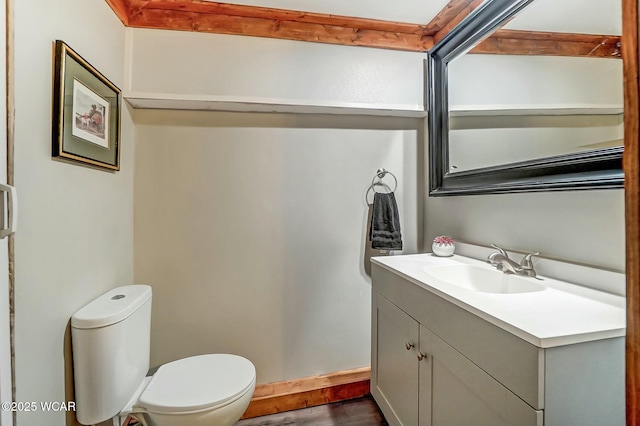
[52,40,121,171]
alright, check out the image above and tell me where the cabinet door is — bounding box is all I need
[372,293,420,426]
[420,327,543,426]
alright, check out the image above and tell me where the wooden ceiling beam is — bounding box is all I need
[104,0,131,25]
[110,0,621,58]
[475,30,622,58]
[138,0,428,35]
[128,8,434,52]
[433,0,486,43]
[424,0,481,35]
[128,0,152,16]
[492,29,619,43]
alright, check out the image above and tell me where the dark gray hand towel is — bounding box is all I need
[370,192,403,250]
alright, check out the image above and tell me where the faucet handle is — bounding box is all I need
[490,244,510,258]
[520,252,540,269]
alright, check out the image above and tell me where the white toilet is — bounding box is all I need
[71,285,256,426]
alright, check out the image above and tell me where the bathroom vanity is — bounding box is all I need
[370,254,625,426]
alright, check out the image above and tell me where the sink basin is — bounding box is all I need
[423,264,546,294]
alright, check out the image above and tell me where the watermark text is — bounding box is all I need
[1,401,76,412]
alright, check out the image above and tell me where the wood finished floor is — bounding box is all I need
[236,396,389,426]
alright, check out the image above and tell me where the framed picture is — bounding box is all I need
[52,40,121,171]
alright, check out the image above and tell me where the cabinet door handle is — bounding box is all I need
[405,342,415,351]
[417,351,428,361]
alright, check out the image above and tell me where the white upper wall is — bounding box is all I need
[505,0,622,35]
[449,55,623,107]
[126,28,425,111]
[447,54,623,171]
[14,1,132,425]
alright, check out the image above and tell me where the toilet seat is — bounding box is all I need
[137,354,256,415]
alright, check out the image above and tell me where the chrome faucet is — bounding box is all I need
[487,244,539,277]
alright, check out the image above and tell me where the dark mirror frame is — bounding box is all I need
[427,0,624,196]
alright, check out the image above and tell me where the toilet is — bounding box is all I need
[71,285,256,426]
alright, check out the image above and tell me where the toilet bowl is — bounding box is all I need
[124,354,256,426]
[71,285,256,426]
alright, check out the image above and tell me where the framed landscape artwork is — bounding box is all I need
[52,40,121,171]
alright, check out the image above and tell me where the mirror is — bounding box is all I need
[427,0,623,196]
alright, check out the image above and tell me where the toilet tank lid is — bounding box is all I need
[71,285,152,329]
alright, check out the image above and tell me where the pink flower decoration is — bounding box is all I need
[433,235,455,245]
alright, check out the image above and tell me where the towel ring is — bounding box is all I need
[371,168,398,193]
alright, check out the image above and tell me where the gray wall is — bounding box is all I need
[133,110,422,384]
[13,1,133,425]
[425,190,624,272]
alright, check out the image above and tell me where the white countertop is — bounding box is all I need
[371,253,626,348]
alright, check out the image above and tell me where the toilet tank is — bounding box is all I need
[71,285,152,425]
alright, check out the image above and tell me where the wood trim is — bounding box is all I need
[110,0,622,58]
[5,0,13,423]
[240,367,371,419]
[104,0,130,25]
[433,0,485,43]
[128,8,433,52]
[123,416,139,425]
[492,29,621,43]
[425,0,479,35]
[5,0,13,425]
[623,0,640,423]
[474,31,621,58]
[140,0,428,35]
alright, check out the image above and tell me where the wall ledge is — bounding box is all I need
[125,92,426,118]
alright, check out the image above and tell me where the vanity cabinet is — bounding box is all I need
[371,263,624,426]
[373,292,541,426]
